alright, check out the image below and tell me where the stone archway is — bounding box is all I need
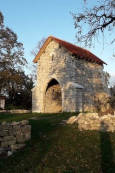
[44,79,62,113]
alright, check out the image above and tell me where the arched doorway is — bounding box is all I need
[44,79,62,113]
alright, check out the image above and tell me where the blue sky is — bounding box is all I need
[0,0,115,84]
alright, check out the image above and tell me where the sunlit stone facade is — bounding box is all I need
[32,39,109,113]
[0,96,5,109]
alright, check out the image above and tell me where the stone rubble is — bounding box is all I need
[66,112,115,132]
[0,120,31,157]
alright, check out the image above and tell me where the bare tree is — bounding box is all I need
[31,37,46,57]
[30,38,46,84]
[72,0,115,47]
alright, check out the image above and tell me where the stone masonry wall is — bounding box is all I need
[0,120,31,157]
[32,41,109,113]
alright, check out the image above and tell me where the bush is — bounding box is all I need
[5,104,24,110]
[110,86,115,109]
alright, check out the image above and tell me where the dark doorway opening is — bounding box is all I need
[44,79,62,113]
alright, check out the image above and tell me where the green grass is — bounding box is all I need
[0,112,115,173]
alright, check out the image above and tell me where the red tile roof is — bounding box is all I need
[33,36,106,65]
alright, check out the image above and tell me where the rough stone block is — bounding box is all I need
[3,136,16,142]
[16,134,26,143]
[11,144,25,151]
[20,120,29,125]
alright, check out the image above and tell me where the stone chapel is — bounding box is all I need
[32,36,109,113]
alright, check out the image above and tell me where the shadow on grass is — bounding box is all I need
[0,113,76,173]
[23,113,76,172]
[100,122,115,173]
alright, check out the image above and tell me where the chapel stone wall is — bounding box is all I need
[32,41,109,113]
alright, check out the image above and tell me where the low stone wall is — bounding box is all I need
[8,109,31,113]
[66,112,115,132]
[0,110,31,113]
[0,110,6,113]
[0,120,31,157]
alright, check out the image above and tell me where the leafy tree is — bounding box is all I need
[0,11,34,109]
[6,73,34,109]
[72,0,115,48]
[0,11,27,97]
[0,12,3,25]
